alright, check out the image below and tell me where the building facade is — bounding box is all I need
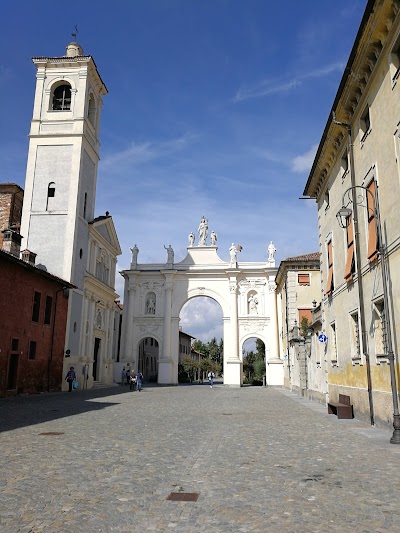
[275,253,323,401]
[0,248,73,396]
[304,0,400,427]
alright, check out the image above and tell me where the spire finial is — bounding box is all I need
[71,24,78,41]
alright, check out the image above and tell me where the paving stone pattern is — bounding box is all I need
[1,384,400,532]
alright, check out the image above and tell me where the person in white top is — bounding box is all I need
[208,371,215,388]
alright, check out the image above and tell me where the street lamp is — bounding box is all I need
[336,184,400,444]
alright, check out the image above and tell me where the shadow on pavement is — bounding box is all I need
[0,386,133,433]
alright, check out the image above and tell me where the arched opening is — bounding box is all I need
[179,296,223,384]
[46,182,55,211]
[87,93,96,127]
[242,337,265,386]
[138,336,159,382]
[51,83,71,111]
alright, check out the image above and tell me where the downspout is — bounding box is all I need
[47,287,68,392]
[334,112,374,426]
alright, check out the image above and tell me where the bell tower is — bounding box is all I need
[20,40,107,287]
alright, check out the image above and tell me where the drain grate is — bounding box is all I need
[222,413,233,415]
[166,492,199,502]
[39,432,65,436]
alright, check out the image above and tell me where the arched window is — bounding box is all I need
[46,182,56,211]
[87,94,96,126]
[52,84,71,110]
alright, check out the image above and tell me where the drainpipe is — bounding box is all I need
[333,112,374,426]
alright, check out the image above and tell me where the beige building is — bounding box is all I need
[304,0,400,429]
[276,253,323,401]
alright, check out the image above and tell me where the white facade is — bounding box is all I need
[120,238,282,387]
[19,41,121,388]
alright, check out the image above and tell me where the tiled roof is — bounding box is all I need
[284,252,320,262]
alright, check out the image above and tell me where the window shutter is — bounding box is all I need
[344,215,355,281]
[325,241,334,295]
[298,273,310,286]
[367,180,378,262]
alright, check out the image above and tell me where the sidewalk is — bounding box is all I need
[1,385,400,532]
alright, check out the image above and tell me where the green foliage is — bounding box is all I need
[301,317,310,337]
[242,339,266,385]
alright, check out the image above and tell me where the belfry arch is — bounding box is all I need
[120,219,283,386]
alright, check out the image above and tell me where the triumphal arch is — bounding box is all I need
[120,217,283,386]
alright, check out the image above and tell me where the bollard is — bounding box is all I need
[263,375,267,387]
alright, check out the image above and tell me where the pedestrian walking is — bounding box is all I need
[208,371,215,388]
[121,367,126,386]
[129,369,137,391]
[125,365,131,386]
[65,367,76,392]
[135,371,143,391]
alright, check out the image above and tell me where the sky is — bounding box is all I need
[1,0,366,342]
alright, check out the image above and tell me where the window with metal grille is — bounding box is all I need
[325,240,334,296]
[351,312,361,359]
[344,214,355,282]
[374,301,388,357]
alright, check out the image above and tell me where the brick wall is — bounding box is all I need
[0,252,69,396]
[0,184,24,249]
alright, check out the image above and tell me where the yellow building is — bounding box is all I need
[304,0,400,429]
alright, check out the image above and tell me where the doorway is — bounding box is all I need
[93,337,101,380]
[7,353,19,390]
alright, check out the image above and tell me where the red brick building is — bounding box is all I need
[0,249,74,396]
[0,183,23,249]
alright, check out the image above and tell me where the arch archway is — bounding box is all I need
[120,238,282,387]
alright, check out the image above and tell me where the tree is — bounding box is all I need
[301,317,310,337]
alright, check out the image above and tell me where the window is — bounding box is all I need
[350,312,361,360]
[11,338,19,351]
[46,182,55,211]
[28,340,37,360]
[344,214,355,282]
[155,340,159,348]
[374,301,388,357]
[298,273,310,286]
[52,84,71,110]
[360,106,371,142]
[367,180,379,262]
[341,150,349,178]
[44,296,53,325]
[88,94,96,126]
[298,309,312,335]
[32,291,41,322]
[325,240,334,296]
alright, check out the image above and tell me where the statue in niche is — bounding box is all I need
[130,244,139,267]
[210,230,217,246]
[198,216,208,246]
[96,310,102,328]
[268,241,276,262]
[229,243,237,264]
[146,293,156,315]
[164,244,174,264]
[188,232,195,246]
[248,294,258,315]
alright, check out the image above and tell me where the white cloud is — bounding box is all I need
[179,297,223,343]
[233,61,344,103]
[291,144,318,173]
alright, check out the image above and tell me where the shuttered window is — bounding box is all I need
[344,214,355,282]
[325,241,334,296]
[298,273,310,286]
[367,180,378,262]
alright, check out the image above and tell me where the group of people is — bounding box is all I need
[121,367,143,391]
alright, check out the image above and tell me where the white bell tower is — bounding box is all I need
[20,40,107,287]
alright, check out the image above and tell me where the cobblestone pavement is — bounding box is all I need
[2,384,400,533]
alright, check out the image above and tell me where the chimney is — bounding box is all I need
[21,249,37,266]
[2,228,22,257]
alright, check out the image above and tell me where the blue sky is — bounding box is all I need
[1,1,366,341]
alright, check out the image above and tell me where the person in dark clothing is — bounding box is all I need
[65,367,76,392]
